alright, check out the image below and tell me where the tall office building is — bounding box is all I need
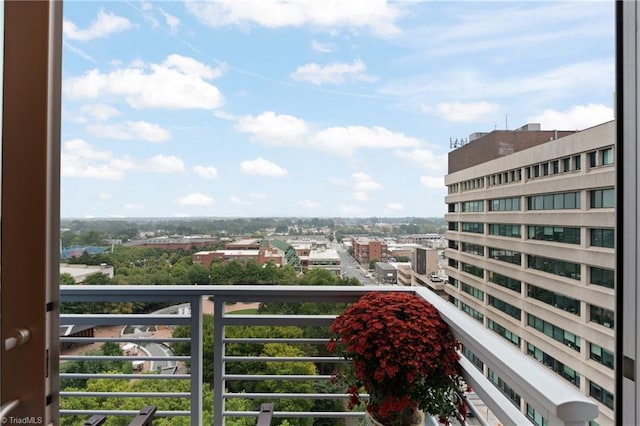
[444,121,615,424]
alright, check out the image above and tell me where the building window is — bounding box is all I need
[488,319,521,347]
[448,221,458,231]
[448,203,458,212]
[488,271,521,293]
[590,266,614,289]
[527,404,549,426]
[489,196,521,211]
[461,222,484,233]
[461,242,484,256]
[448,296,459,307]
[527,284,580,315]
[448,258,459,269]
[527,314,580,351]
[588,151,598,167]
[542,162,549,176]
[573,155,581,170]
[590,305,615,329]
[590,343,614,369]
[590,228,615,248]
[562,157,571,172]
[590,188,615,208]
[488,248,521,265]
[461,262,484,279]
[448,240,459,250]
[461,282,484,301]
[447,277,459,288]
[589,381,614,410]
[551,160,559,174]
[528,255,581,280]
[601,147,614,165]
[527,226,580,244]
[527,192,580,210]
[462,346,484,372]
[462,200,484,212]
[489,223,521,238]
[461,302,484,323]
[526,343,581,387]
[488,295,521,320]
[488,369,521,408]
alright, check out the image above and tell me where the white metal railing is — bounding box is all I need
[60,285,598,426]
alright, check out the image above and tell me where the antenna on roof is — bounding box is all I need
[505,114,509,130]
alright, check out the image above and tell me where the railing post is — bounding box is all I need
[190,296,203,426]
[127,405,157,426]
[256,403,274,426]
[213,296,226,426]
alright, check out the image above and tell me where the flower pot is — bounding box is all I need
[364,409,424,426]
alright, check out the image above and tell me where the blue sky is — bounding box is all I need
[61,1,615,219]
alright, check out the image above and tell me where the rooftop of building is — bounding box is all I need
[448,122,579,173]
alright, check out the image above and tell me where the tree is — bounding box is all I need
[60,343,128,389]
[369,259,378,271]
[60,272,76,285]
[83,272,112,285]
[187,263,210,285]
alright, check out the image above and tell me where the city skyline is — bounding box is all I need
[61,1,615,218]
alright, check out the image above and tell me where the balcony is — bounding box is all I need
[57,285,598,425]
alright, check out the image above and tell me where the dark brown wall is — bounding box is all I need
[448,130,577,173]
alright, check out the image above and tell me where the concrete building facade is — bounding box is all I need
[444,121,615,424]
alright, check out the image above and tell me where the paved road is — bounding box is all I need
[334,243,377,285]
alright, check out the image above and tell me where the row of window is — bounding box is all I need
[451,188,614,214]
[527,314,581,351]
[461,302,484,322]
[453,224,613,248]
[461,282,484,301]
[527,284,580,315]
[488,368,521,408]
[488,295,521,320]
[488,319,521,347]
[461,330,614,418]
[450,256,614,289]
[526,154,582,180]
[526,343,581,387]
[448,148,613,195]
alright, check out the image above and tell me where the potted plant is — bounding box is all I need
[327,292,466,425]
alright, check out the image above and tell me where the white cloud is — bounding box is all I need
[185,0,405,37]
[64,54,225,110]
[64,9,133,41]
[236,111,308,145]
[351,172,382,201]
[387,203,404,211]
[81,103,120,121]
[193,165,219,179]
[159,8,181,33]
[229,195,249,205]
[87,121,171,142]
[311,126,422,155]
[395,149,447,173]
[299,200,319,208]
[178,193,215,206]
[423,101,502,123]
[311,39,335,53]
[99,192,113,200]
[420,176,445,189]
[528,103,614,130]
[145,155,185,173]
[240,157,288,177]
[63,139,186,181]
[291,59,376,86]
[353,191,369,201]
[249,192,267,199]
